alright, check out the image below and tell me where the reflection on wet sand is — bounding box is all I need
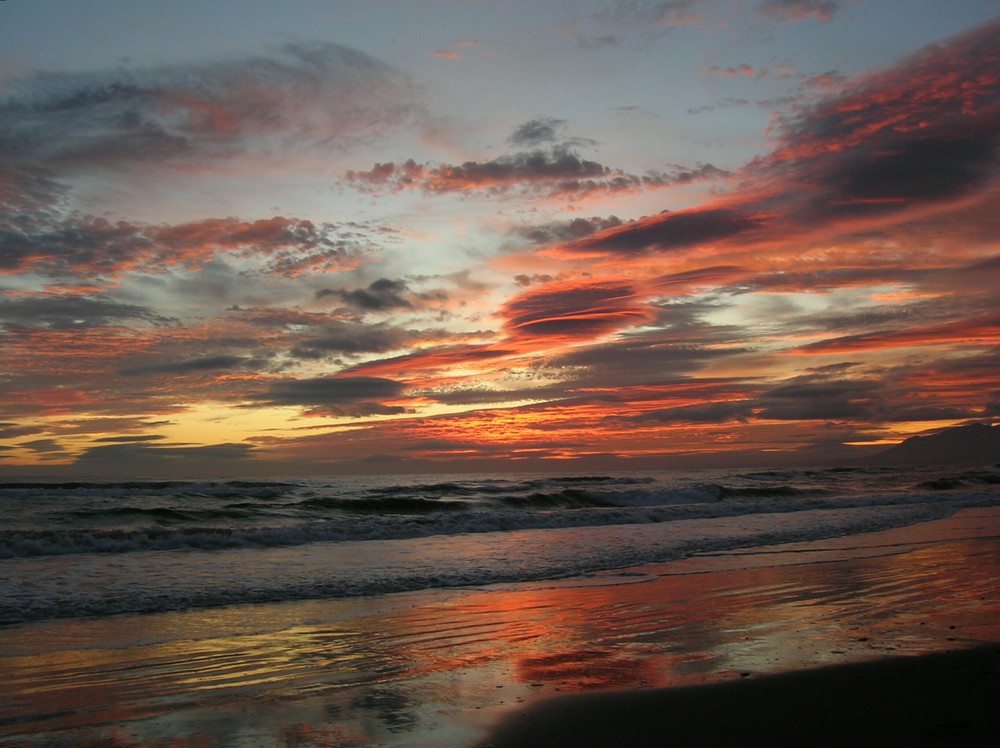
[2,508,998,746]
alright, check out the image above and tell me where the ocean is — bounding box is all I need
[3,463,999,626]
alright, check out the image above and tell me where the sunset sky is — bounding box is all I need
[1,1,998,476]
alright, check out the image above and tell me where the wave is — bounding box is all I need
[3,485,998,560]
[0,478,301,499]
[3,501,987,625]
[299,496,471,513]
[68,505,257,522]
[915,469,1000,491]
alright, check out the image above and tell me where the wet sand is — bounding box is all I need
[2,506,999,746]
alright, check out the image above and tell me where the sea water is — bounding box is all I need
[2,464,999,625]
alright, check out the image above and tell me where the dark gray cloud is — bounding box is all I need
[791,294,993,342]
[753,373,982,424]
[119,355,253,377]
[20,439,66,455]
[566,208,763,255]
[506,117,599,151]
[317,278,413,312]
[290,321,416,360]
[0,168,68,232]
[0,422,44,439]
[760,19,1000,222]
[821,134,998,212]
[346,119,725,199]
[553,338,740,385]
[92,435,168,443]
[0,41,422,169]
[628,400,756,423]
[251,376,407,416]
[0,294,167,330]
[514,215,626,245]
[507,117,566,147]
[0,208,371,278]
[756,378,883,421]
[732,266,925,296]
[74,442,256,469]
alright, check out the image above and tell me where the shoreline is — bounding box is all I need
[2,507,998,746]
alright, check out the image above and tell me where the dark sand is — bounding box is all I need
[476,645,1000,747]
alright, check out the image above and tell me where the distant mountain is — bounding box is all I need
[869,423,1000,465]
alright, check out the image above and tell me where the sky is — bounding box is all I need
[1,0,998,477]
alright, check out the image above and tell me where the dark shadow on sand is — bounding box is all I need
[476,645,1000,747]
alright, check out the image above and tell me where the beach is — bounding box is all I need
[2,503,999,747]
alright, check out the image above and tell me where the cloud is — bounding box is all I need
[0,294,168,330]
[0,422,44,439]
[756,377,881,420]
[512,215,626,245]
[758,0,846,23]
[74,442,256,470]
[701,63,760,78]
[3,16,999,472]
[250,376,408,416]
[790,311,1000,354]
[346,119,726,199]
[502,280,651,341]
[337,342,516,383]
[21,438,67,456]
[119,355,253,377]
[0,210,372,279]
[628,400,756,423]
[561,207,764,256]
[316,278,414,313]
[289,321,417,360]
[507,117,568,147]
[552,337,740,385]
[0,41,422,169]
[750,365,985,424]
[551,19,1000,262]
[761,18,1000,207]
[687,97,754,115]
[345,149,606,196]
[346,151,727,199]
[594,1,700,28]
[840,135,995,204]
[92,435,168,443]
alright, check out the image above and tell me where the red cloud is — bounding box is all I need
[502,280,653,342]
